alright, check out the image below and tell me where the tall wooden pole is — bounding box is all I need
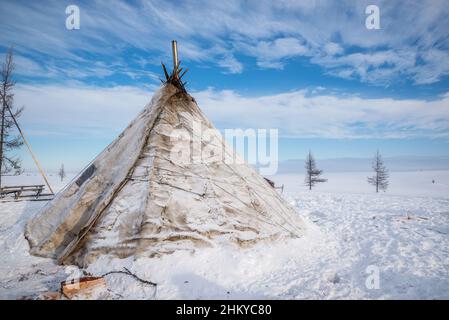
[5,104,54,194]
[172,40,179,71]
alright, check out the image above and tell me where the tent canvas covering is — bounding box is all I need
[25,84,305,267]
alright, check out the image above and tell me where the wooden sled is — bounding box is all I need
[0,184,54,202]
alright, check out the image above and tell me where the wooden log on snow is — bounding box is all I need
[61,277,106,299]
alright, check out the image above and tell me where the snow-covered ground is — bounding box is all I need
[1,171,448,299]
[270,170,449,198]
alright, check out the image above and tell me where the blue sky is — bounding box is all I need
[1,0,449,171]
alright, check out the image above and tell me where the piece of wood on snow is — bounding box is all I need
[61,276,106,299]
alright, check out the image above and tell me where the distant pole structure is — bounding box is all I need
[172,40,179,71]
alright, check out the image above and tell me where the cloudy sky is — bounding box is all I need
[1,0,449,171]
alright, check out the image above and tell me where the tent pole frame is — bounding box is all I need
[172,40,179,71]
[5,104,54,195]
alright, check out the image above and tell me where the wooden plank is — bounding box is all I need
[4,104,54,194]
[1,187,45,192]
[16,193,54,198]
[1,184,45,189]
[0,197,53,203]
[0,184,53,202]
[61,277,106,299]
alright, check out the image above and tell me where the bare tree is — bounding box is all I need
[305,151,327,190]
[367,150,389,193]
[0,48,24,188]
[58,163,66,182]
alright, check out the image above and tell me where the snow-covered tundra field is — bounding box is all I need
[1,171,448,299]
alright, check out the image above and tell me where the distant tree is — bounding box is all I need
[58,164,66,182]
[0,48,24,188]
[367,150,389,193]
[304,151,327,190]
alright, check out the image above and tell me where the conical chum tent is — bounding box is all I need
[25,42,305,267]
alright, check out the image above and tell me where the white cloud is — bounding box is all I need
[218,53,243,74]
[246,37,310,69]
[1,0,448,85]
[15,84,152,137]
[410,49,449,85]
[324,43,343,56]
[7,54,47,76]
[313,50,417,85]
[13,83,449,140]
[195,88,449,139]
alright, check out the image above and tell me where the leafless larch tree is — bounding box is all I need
[0,48,24,188]
[367,150,389,193]
[305,151,327,190]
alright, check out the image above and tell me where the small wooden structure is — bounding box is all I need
[61,277,106,299]
[0,184,53,201]
[0,96,54,201]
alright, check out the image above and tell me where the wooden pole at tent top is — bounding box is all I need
[172,40,179,73]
